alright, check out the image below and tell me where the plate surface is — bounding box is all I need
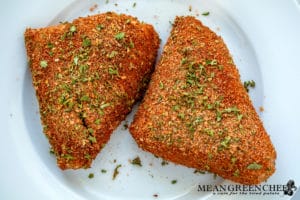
[1,0,300,199]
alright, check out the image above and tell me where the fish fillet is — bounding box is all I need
[130,16,276,184]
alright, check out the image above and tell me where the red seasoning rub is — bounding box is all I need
[130,16,276,185]
[24,12,159,169]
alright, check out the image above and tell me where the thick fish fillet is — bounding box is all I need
[24,12,159,169]
[130,16,276,184]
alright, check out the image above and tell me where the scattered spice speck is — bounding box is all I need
[202,11,210,16]
[243,80,256,92]
[259,106,264,112]
[194,169,205,174]
[88,173,94,179]
[89,4,98,12]
[161,160,169,166]
[101,169,107,173]
[49,148,55,155]
[130,156,142,167]
[133,2,137,8]
[213,173,218,180]
[123,121,129,130]
[153,194,158,198]
[171,180,177,184]
[113,164,122,180]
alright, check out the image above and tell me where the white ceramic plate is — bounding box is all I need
[1,0,300,199]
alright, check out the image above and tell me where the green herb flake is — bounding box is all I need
[125,19,131,24]
[95,119,101,125]
[223,106,240,114]
[60,32,67,41]
[108,51,118,58]
[193,116,203,125]
[202,11,210,16]
[47,42,54,49]
[206,129,214,137]
[244,80,256,92]
[88,173,94,179]
[177,113,185,120]
[82,37,91,47]
[73,56,79,65]
[84,154,91,160]
[69,25,76,33]
[231,157,237,164]
[100,102,111,109]
[159,81,164,89]
[237,114,243,121]
[113,164,122,180]
[218,65,224,70]
[99,110,104,116]
[49,148,55,154]
[205,59,217,65]
[129,40,134,48]
[208,153,213,160]
[219,136,231,150]
[130,156,142,167]
[247,162,262,170]
[62,154,74,161]
[79,64,89,74]
[207,104,214,110]
[115,32,125,40]
[132,2,136,7]
[88,136,97,143]
[101,169,107,173]
[88,128,94,134]
[96,24,105,31]
[216,110,222,122]
[80,95,90,102]
[181,57,188,65]
[40,60,48,68]
[108,67,119,75]
[171,180,177,184]
[172,105,180,111]
[233,169,240,177]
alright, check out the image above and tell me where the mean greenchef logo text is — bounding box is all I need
[197,179,297,196]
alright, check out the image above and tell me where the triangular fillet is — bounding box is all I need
[130,16,276,184]
[25,12,159,169]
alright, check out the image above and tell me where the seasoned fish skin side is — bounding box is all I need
[130,16,276,185]
[25,12,160,169]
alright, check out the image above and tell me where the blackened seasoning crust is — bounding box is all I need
[130,16,276,185]
[25,12,159,169]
